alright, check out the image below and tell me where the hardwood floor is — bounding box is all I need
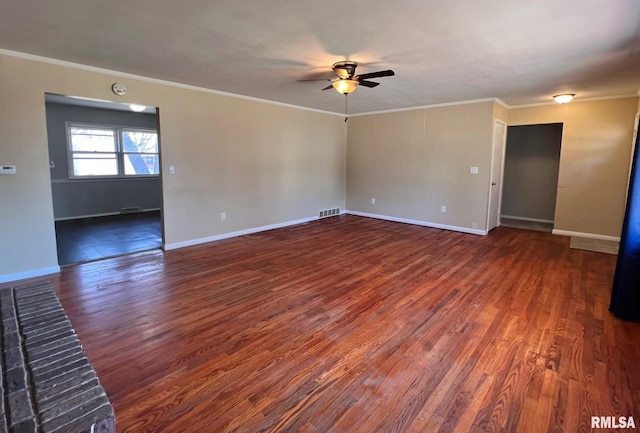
[41,215,638,432]
[54,211,162,266]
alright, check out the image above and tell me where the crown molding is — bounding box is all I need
[0,48,343,117]
[2,49,637,116]
[507,93,639,109]
[349,98,505,117]
[493,98,509,109]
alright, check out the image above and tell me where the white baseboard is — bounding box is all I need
[0,266,60,284]
[501,215,554,224]
[55,211,120,221]
[55,208,160,221]
[552,229,620,242]
[346,210,487,235]
[163,215,323,250]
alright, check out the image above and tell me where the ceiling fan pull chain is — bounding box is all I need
[345,94,348,122]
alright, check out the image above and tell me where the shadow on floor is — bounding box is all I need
[55,211,162,266]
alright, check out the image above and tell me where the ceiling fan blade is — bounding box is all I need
[356,70,395,80]
[358,80,380,88]
[321,84,334,90]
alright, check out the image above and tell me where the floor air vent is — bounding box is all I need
[319,208,340,218]
[120,206,142,214]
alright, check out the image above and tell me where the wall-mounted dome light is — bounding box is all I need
[553,94,575,104]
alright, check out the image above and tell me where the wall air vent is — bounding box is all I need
[319,208,341,218]
[120,206,142,214]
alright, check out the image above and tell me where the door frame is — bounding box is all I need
[486,119,507,232]
[44,93,165,266]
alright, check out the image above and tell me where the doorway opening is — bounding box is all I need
[44,93,163,266]
[500,123,563,233]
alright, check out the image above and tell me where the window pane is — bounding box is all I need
[70,127,116,152]
[72,154,118,176]
[124,153,159,175]
[122,130,158,153]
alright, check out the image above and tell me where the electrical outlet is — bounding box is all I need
[441,205,446,213]
[472,222,478,229]
[371,198,376,205]
[220,212,226,221]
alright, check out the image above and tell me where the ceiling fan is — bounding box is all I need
[314,61,395,94]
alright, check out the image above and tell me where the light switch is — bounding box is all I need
[169,165,175,174]
[470,166,479,174]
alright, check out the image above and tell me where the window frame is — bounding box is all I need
[120,128,161,177]
[66,122,159,179]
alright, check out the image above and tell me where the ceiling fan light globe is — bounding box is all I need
[332,79,359,94]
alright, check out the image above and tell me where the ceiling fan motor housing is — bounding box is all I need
[333,61,358,79]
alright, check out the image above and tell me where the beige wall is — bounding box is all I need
[493,101,508,124]
[345,97,638,238]
[0,53,346,280]
[508,97,638,238]
[346,101,495,232]
[1,49,636,281]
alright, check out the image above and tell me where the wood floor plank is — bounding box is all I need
[12,214,637,433]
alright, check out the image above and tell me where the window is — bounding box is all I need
[122,129,159,176]
[69,127,119,176]
[67,124,159,178]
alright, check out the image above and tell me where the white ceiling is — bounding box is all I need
[2,0,639,114]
